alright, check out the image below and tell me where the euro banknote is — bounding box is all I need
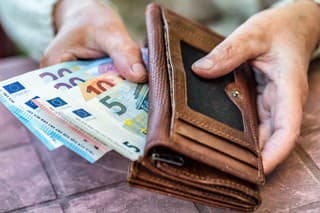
[0,59,113,162]
[35,79,149,160]
[0,61,92,150]
[0,49,149,162]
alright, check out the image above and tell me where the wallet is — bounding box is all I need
[128,4,265,212]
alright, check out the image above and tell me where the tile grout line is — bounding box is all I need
[0,142,30,153]
[193,203,206,213]
[295,144,320,183]
[7,180,127,213]
[31,141,59,199]
[290,200,320,212]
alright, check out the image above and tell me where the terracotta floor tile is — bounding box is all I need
[199,150,320,212]
[289,202,320,213]
[195,203,237,213]
[0,104,32,150]
[0,57,38,80]
[0,57,38,150]
[33,139,129,196]
[64,184,198,213]
[256,150,320,212]
[299,61,320,169]
[0,145,56,212]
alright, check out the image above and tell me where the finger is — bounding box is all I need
[192,23,269,79]
[109,44,147,83]
[41,50,77,68]
[261,79,304,174]
[40,32,105,68]
[257,95,273,149]
[95,15,147,83]
[259,120,272,150]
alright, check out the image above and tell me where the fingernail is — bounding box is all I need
[131,63,145,73]
[131,63,147,82]
[193,58,214,70]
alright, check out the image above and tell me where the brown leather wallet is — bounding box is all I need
[128,4,265,212]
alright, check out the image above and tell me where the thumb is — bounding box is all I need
[108,42,148,83]
[95,14,148,83]
[192,25,268,78]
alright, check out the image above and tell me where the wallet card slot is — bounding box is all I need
[172,134,263,184]
[175,119,258,168]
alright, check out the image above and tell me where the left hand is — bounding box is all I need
[41,0,147,83]
[192,0,320,174]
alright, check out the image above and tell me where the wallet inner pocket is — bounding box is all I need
[146,148,260,205]
[175,119,258,167]
[181,41,244,131]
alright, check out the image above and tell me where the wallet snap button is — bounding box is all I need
[231,90,240,99]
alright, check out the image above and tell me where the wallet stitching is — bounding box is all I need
[226,79,264,182]
[170,138,260,185]
[180,114,256,152]
[144,168,256,208]
[131,177,253,211]
[234,72,263,180]
[186,116,263,183]
[161,163,258,197]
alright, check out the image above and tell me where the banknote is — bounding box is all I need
[92,81,149,137]
[1,48,149,162]
[0,95,60,150]
[34,79,149,160]
[0,61,92,149]
[32,70,135,155]
[34,51,149,160]
[32,98,108,162]
[47,58,113,92]
[35,95,147,161]
[0,59,112,162]
[29,58,123,153]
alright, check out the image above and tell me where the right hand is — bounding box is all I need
[41,0,147,83]
[192,0,320,174]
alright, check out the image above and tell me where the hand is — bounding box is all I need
[192,0,320,174]
[41,0,147,83]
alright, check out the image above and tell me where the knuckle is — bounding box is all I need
[213,42,238,61]
[120,44,140,55]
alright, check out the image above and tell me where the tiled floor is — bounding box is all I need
[0,57,320,213]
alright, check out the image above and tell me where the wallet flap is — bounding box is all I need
[160,6,264,184]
